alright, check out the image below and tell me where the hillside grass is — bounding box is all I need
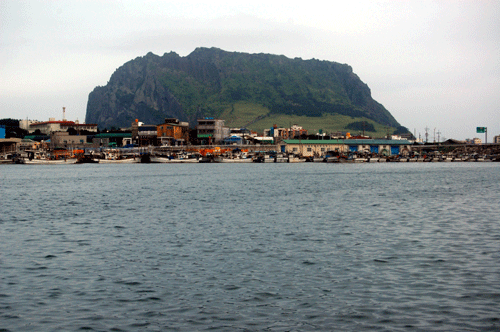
[220,102,393,137]
[219,102,270,127]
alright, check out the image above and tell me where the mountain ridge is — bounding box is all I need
[85,47,401,134]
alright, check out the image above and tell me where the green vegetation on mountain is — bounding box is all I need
[86,47,402,136]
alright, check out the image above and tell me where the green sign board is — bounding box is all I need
[477,127,486,133]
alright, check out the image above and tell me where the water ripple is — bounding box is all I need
[0,163,499,331]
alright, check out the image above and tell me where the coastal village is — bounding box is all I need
[1,110,500,164]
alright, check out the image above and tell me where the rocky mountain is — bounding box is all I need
[85,48,401,134]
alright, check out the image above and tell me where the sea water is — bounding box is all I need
[1,162,499,331]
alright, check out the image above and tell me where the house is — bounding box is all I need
[264,124,308,140]
[0,138,21,155]
[157,118,189,146]
[196,118,229,144]
[131,120,158,146]
[50,132,90,150]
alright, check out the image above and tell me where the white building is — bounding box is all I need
[197,118,229,143]
[29,118,98,134]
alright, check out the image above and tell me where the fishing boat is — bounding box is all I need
[24,158,77,164]
[76,154,99,164]
[99,157,138,164]
[288,155,306,163]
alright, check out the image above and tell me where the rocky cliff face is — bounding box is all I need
[85,53,185,128]
[85,48,399,130]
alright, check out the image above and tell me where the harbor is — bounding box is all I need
[2,141,500,164]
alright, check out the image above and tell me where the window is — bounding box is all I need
[293,147,298,152]
[307,148,312,152]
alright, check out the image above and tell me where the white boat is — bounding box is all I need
[313,156,325,162]
[99,158,139,164]
[325,156,339,163]
[275,155,288,163]
[219,157,253,163]
[23,158,77,164]
[288,156,306,163]
[439,156,453,162]
[263,155,275,163]
[151,156,199,163]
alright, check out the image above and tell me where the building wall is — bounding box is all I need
[285,143,347,156]
[283,140,412,157]
[30,121,98,134]
[197,119,226,142]
[157,123,189,141]
[19,120,38,131]
[50,132,88,149]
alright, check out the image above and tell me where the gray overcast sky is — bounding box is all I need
[1,0,499,140]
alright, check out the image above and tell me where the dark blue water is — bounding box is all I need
[1,163,500,331]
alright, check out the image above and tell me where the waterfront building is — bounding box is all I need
[92,133,132,148]
[196,118,229,144]
[131,119,159,146]
[494,135,500,144]
[157,118,189,146]
[138,125,158,146]
[0,138,39,155]
[282,139,345,156]
[282,139,412,157]
[0,138,21,155]
[50,132,90,150]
